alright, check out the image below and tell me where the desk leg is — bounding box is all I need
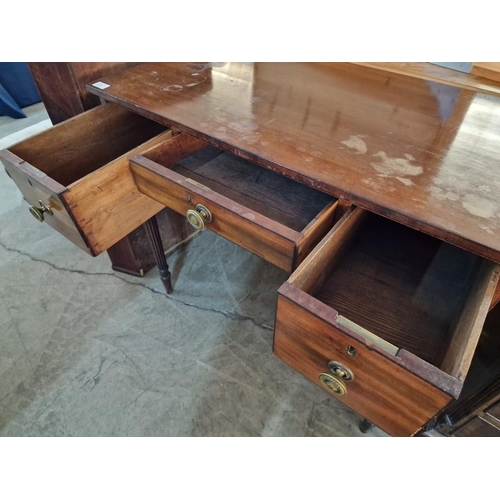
[144,216,173,294]
[359,418,374,434]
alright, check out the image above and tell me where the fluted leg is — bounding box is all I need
[144,216,173,294]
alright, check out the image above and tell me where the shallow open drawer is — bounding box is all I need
[273,206,500,436]
[0,103,170,255]
[130,133,338,272]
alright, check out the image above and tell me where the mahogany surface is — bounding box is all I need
[87,62,500,263]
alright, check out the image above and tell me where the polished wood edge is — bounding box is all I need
[352,62,500,97]
[441,262,500,380]
[59,191,95,255]
[471,63,500,84]
[88,85,500,264]
[66,130,173,189]
[0,149,68,195]
[289,204,364,292]
[299,199,338,236]
[277,282,463,398]
[130,154,302,243]
[490,281,500,312]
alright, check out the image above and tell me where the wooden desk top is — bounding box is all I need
[87,62,500,263]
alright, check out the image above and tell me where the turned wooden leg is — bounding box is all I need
[359,418,374,434]
[144,216,173,294]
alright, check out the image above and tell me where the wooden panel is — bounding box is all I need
[289,206,367,294]
[353,62,500,96]
[9,103,166,187]
[453,416,500,437]
[295,201,338,267]
[106,208,196,276]
[87,62,500,263]
[28,62,139,124]
[172,147,334,232]
[471,63,500,84]
[65,132,172,255]
[486,400,500,421]
[274,288,453,436]
[490,282,500,311]
[131,156,298,271]
[441,262,500,380]
[313,213,498,369]
[27,62,167,276]
[0,150,90,253]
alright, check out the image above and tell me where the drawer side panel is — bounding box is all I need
[1,152,91,253]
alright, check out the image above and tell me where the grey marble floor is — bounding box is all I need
[0,107,386,437]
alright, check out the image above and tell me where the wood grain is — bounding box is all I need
[353,62,500,96]
[471,63,500,84]
[131,155,298,271]
[2,105,173,256]
[171,146,334,232]
[86,62,500,263]
[486,400,500,421]
[9,103,166,187]
[1,149,90,253]
[453,416,500,437]
[274,288,453,436]
[295,200,338,266]
[65,131,172,254]
[440,261,500,380]
[28,62,139,124]
[490,282,500,311]
[289,206,367,294]
[313,213,494,368]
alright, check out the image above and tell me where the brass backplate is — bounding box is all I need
[319,373,347,397]
[328,360,354,382]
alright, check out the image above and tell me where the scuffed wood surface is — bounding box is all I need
[87,62,500,263]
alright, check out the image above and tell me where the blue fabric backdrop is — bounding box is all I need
[0,63,41,118]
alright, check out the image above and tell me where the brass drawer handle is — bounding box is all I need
[319,373,347,397]
[186,204,212,230]
[328,361,354,382]
[29,200,52,222]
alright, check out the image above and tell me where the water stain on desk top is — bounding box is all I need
[87,62,500,262]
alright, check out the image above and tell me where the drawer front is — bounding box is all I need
[1,104,171,256]
[274,288,453,436]
[131,156,298,271]
[1,150,90,253]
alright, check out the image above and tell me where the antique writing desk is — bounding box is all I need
[2,63,500,436]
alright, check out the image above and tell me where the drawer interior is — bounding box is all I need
[143,143,335,232]
[306,212,497,376]
[9,104,166,187]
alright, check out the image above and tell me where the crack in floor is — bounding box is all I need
[0,239,273,332]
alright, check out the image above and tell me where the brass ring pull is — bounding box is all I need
[186,204,212,230]
[29,200,52,222]
[319,373,347,397]
[328,361,354,382]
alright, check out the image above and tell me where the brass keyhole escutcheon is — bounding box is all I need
[186,204,212,230]
[29,200,52,222]
[346,345,357,357]
[319,373,347,397]
[328,361,354,382]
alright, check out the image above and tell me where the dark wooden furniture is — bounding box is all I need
[27,62,195,276]
[131,133,338,272]
[428,304,500,436]
[3,63,500,435]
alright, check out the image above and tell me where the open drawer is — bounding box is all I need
[0,103,171,255]
[130,133,338,272]
[274,206,500,436]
